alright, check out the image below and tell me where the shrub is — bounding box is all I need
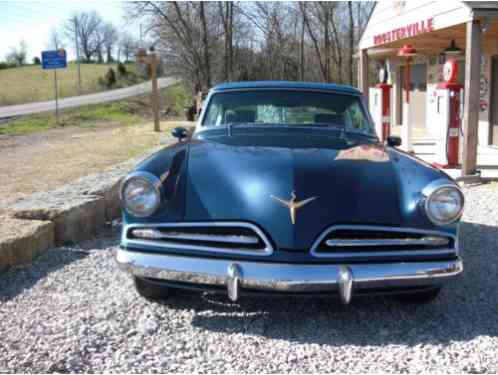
[104,67,117,88]
[117,62,127,77]
[32,57,41,65]
[0,61,16,70]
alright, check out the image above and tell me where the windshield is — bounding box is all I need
[201,90,375,136]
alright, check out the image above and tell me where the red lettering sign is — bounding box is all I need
[373,18,434,46]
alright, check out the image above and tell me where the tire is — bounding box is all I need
[394,286,442,304]
[133,276,174,301]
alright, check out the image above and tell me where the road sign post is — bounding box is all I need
[54,70,59,120]
[41,49,67,124]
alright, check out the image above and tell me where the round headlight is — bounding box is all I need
[120,172,161,217]
[424,185,464,225]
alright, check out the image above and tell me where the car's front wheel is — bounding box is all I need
[394,286,441,304]
[133,277,174,301]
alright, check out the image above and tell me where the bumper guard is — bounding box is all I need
[116,249,463,304]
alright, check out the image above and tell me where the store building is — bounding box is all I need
[358,1,498,177]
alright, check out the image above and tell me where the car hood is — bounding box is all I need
[176,130,442,250]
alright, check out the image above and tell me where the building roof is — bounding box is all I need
[358,1,498,50]
[211,81,361,95]
[463,1,498,10]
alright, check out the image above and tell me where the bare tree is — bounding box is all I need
[6,40,28,66]
[218,2,234,81]
[125,1,374,87]
[47,29,64,50]
[66,11,104,62]
[199,2,212,87]
[347,2,354,85]
[119,33,138,62]
[102,23,119,63]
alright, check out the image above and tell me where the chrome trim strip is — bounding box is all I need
[131,229,260,245]
[312,250,457,258]
[116,249,463,293]
[311,225,458,259]
[123,222,273,256]
[325,236,450,247]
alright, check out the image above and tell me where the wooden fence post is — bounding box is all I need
[149,52,160,132]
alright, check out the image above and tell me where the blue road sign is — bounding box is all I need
[41,49,67,70]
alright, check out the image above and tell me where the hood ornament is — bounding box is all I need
[270,191,317,225]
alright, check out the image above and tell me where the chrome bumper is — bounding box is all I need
[116,249,463,304]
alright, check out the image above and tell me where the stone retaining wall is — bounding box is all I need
[0,148,161,272]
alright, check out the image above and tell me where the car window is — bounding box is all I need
[201,90,375,136]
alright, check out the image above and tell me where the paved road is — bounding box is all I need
[0,185,497,372]
[0,77,180,119]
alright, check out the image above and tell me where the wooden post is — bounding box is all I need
[358,49,369,100]
[149,52,160,132]
[462,20,482,176]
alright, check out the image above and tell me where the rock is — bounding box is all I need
[0,215,54,271]
[60,170,124,222]
[7,191,105,246]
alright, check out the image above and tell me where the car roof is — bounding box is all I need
[211,81,361,96]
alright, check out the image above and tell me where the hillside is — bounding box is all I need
[0,62,141,106]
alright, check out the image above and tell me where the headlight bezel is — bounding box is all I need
[120,171,162,218]
[422,181,464,226]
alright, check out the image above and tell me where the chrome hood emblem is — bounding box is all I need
[270,191,317,225]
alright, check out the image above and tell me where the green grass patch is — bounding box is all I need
[0,82,191,136]
[163,83,191,116]
[0,101,142,135]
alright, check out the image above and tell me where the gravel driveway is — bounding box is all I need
[1,185,497,373]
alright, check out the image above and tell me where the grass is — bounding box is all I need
[0,101,142,135]
[163,83,191,116]
[0,62,140,106]
[0,83,190,136]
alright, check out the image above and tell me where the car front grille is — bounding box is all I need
[125,222,273,256]
[311,225,456,259]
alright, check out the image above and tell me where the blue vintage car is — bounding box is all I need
[117,81,464,304]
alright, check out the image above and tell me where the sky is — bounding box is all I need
[0,0,139,61]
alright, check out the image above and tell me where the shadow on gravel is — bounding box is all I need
[0,228,117,302]
[0,249,88,302]
[164,221,498,346]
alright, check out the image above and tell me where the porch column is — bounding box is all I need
[462,20,482,176]
[358,49,369,100]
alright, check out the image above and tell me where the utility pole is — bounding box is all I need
[140,23,143,47]
[74,17,82,93]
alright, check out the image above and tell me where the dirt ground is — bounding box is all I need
[0,120,190,208]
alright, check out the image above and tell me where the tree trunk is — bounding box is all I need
[228,2,234,81]
[323,4,330,82]
[300,12,305,81]
[348,2,354,85]
[199,3,211,88]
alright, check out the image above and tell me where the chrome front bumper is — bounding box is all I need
[116,249,463,304]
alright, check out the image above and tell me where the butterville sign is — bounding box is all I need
[373,18,434,46]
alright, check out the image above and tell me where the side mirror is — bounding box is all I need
[172,127,188,141]
[386,136,402,147]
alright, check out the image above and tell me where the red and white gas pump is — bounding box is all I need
[433,59,463,168]
[369,66,392,141]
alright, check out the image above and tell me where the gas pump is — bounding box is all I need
[368,67,392,141]
[433,59,463,168]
